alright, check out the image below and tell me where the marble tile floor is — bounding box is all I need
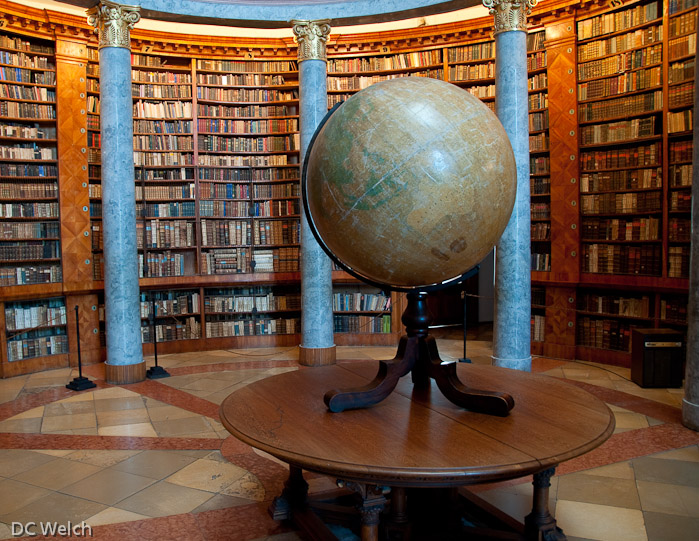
[0,336,697,540]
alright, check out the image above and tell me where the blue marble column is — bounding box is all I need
[293,20,336,366]
[88,2,145,383]
[682,24,699,431]
[487,0,532,371]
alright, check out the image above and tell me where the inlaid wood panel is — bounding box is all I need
[545,18,580,284]
[65,293,101,367]
[56,38,92,290]
[544,285,576,359]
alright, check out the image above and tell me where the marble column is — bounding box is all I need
[88,1,145,384]
[485,0,536,371]
[292,20,336,366]
[682,23,699,431]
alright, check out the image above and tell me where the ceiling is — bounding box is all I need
[55,0,481,28]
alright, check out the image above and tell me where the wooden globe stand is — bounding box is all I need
[324,291,515,416]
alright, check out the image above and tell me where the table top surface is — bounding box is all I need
[220,361,615,487]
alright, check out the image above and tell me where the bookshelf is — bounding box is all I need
[0,32,61,287]
[447,39,496,108]
[139,288,201,344]
[3,297,68,362]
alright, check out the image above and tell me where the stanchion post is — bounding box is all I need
[146,294,170,379]
[66,305,97,391]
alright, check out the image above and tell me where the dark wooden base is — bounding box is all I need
[104,361,146,385]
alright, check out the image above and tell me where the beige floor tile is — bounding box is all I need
[0,478,52,514]
[613,412,651,431]
[0,375,28,391]
[557,473,640,509]
[555,500,647,541]
[94,396,146,412]
[166,457,248,493]
[57,391,95,403]
[0,491,106,526]
[96,408,150,427]
[61,468,157,505]
[44,400,95,417]
[10,406,44,419]
[111,450,199,479]
[23,374,70,389]
[34,450,74,457]
[179,377,238,392]
[0,522,11,539]
[580,460,636,480]
[115,480,214,517]
[636,480,699,517]
[41,412,97,432]
[190,389,234,405]
[0,450,58,478]
[85,506,151,527]
[64,450,142,468]
[93,387,141,400]
[152,415,214,437]
[12,457,102,490]
[652,445,699,463]
[146,404,200,422]
[0,389,22,405]
[0,417,42,433]
[97,422,158,437]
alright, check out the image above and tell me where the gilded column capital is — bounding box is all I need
[291,19,331,62]
[483,0,539,35]
[87,0,140,50]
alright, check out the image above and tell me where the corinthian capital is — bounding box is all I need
[291,19,331,62]
[482,0,539,35]
[87,0,141,50]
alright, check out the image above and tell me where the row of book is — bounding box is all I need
[0,101,56,120]
[197,87,298,103]
[5,300,66,331]
[527,51,547,71]
[668,245,691,277]
[577,317,637,352]
[205,291,301,314]
[7,332,68,362]
[198,134,299,153]
[669,58,695,84]
[579,292,650,318]
[531,252,551,272]
[135,220,195,249]
[580,116,656,145]
[136,167,194,181]
[199,181,299,199]
[529,92,548,110]
[581,216,660,241]
[134,135,194,151]
[0,50,53,69]
[529,111,549,132]
[581,190,662,214]
[135,201,196,218]
[140,317,201,342]
[0,145,55,160]
[528,72,547,91]
[138,251,190,278]
[530,156,550,175]
[447,41,494,63]
[332,292,391,313]
[132,84,192,99]
[449,63,494,82]
[134,119,192,134]
[140,291,200,319]
[200,246,299,274]
[131,70,192,84]
[198,199,298,218]
[668,81,694,108]
[328,70,442,91]
[577,0,659,40]
[580,142,659,170]
[577,25,662,62]
[465,84,495,99]
[134,183,195,200]
[581,243,662,275]
[198,167,298,182]
[0,221,59,239]
[0,66,56,85]
[580,66,662,101]
[668,109,693,133]
[197,118,298,134]
[580,168,661,193]
[205,316,300,337]
[333,314,391,334]
[0,264,61,286]
[531,222,551,241]
[530,177,550,195]
[531,314,545,342]
[197,73,288,86]
[133,151,194,167]
[669,164,692,186]
[668,8,697,36]
[133,100,193,119]
[0,83,55,101]
[0,181,57,198]
[670,190,692,211]
[198,154,292,167]
[660,296,688,322]
[0,202,59,218]
[669,0,698,15]
[669,217,691,242]
[579,90,662,122]
[0,34,53,54]
[328,50,442,72]
[531,202,550,220]
[197,103,296,118]
[668,33,696,60]
[0,240,60,260]
[0,122,55,139]
[577,45,662,81]
[196,59,298,73]
[529,133,549,152]
[669,139,693,161]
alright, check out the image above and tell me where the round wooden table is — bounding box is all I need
[220,361,614,540]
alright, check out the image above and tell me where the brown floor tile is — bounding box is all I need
[0,449,57,478]
[0,491,106,525]
[0,417,42,433]
[41,412,97,432]
[0,478,52,514]
[556,473,641,509]
[94,396,146,412]
[191,493,255,513]
[643,510,699,541]
[152,415,216,437]
[114,480,215,517]
[96,408,150,427]
[633,456,699,487]
[636,480,699,517]
[12,457,102,491]
[44,400,95,416]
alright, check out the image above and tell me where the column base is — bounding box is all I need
[682,398,699,431]
[298,345,336,367]
[105,361,146,385]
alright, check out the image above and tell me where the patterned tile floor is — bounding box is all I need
[0,329,697,540]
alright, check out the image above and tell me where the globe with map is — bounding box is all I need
[303,76,516,289]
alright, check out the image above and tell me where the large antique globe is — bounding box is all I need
[304,76,516,289]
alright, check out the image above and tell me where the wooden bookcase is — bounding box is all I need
[0,0,693,375]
